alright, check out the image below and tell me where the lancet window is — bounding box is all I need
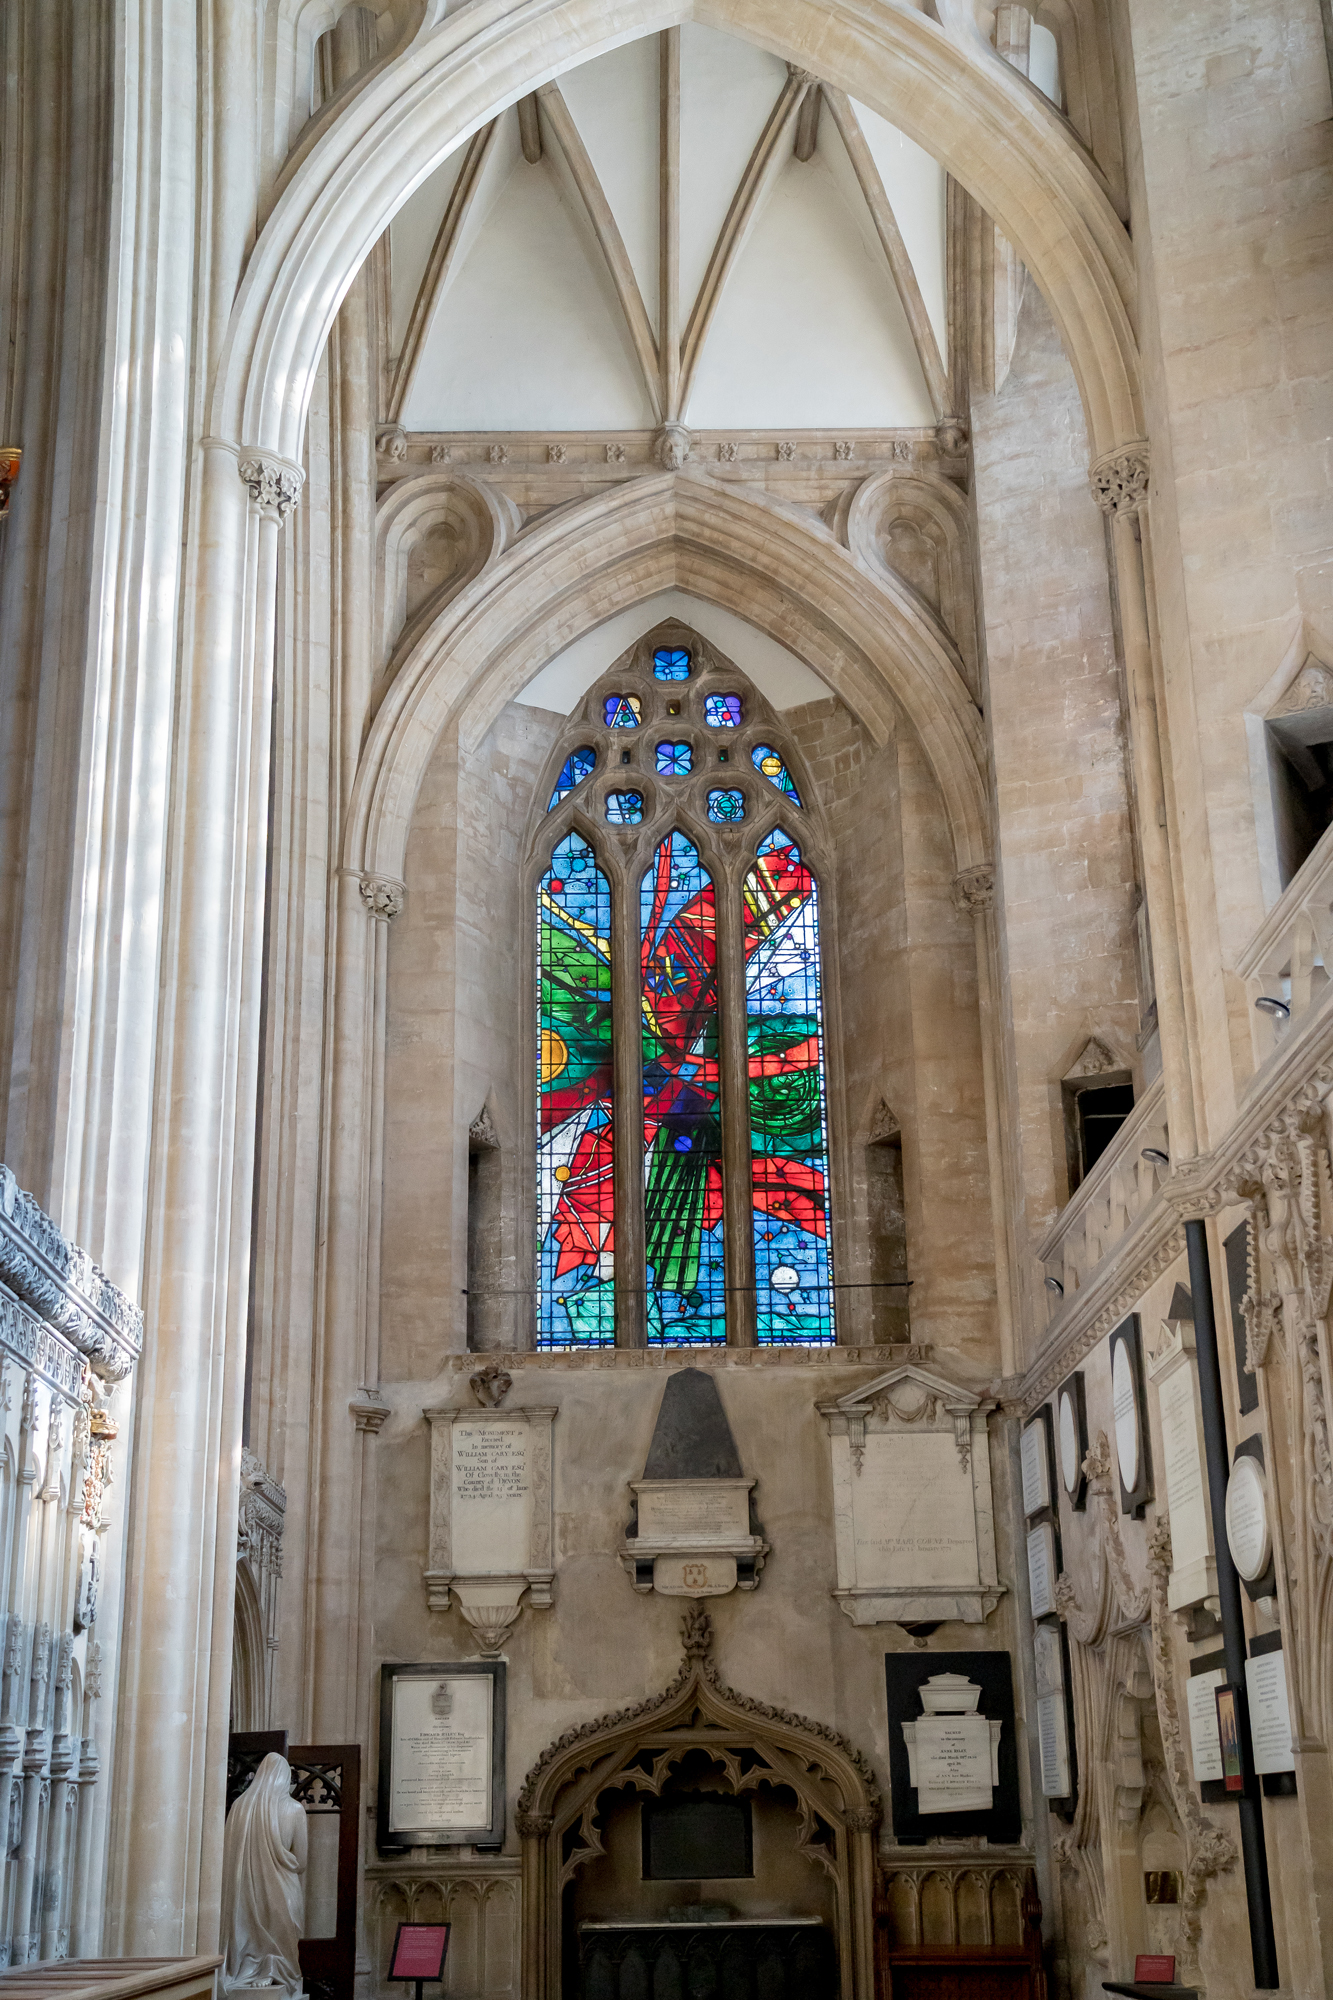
[534,633,835,1350]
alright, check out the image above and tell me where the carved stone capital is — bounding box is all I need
[237,453,304,520]
[1090,442,1150,518]
[359,875,404,921]
[951,864,995,915]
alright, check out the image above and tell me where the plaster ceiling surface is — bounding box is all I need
[513,591,834,714]
[390,24,948,435]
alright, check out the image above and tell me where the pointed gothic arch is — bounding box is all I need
[516,1608,882,2000]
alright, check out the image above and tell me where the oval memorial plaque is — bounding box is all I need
[1058,1390,1080,1495]
[1112,1339,1140,1493]
[1225,1455,1271,1582]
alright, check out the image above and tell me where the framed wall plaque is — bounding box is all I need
[1020,1409,1054,1519]
[1056,1371,1088,1511]
[1109,1316,1153,1517]
[377,1661,505,1852]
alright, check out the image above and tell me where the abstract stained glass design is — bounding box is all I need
[743,831,834,1344]
[547,746,596,809]
[604,693,642,728]
[654,647,691,681]
[705,693,743,728]
[537,834,615,1346]
[640,833,726,1343]
[751,745,802,807]
[657,741,693,776]
[708,789,745,822]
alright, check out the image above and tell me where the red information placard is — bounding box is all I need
[1134,1954,1176,1984]
[389,1923,451,1981]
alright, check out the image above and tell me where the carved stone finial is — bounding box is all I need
[951,865,995,915]
[237,454,304,521]
[359,875,404,921]
[458,1600,522,1655]
[1090,442,1150,517]
[470,1361,513,1408]
[654,422,692,471]
[681,1604,713,1659]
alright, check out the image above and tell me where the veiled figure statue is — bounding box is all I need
[221,1753,308,1998]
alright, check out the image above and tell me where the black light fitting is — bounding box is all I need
[1044,1275,1064,1296]
[1254,994,1291,1018]
[1141,1147,1170,1166]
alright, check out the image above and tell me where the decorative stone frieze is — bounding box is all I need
[359,875,404,921]
[0,1167,141,1382]
[951,864,995,914]
[236,453,304,520]
[1090,442,1150,517]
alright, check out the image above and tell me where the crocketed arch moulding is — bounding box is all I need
[215,0,1143,473]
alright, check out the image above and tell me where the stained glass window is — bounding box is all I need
[640,834,726,1344]
[743,832,834,1344]
[751,745,802,807]
[657,742,693,776]
[605,694,642,728]
[654,648,691,681]
[707,789,745,822]
[537,834,615,1347]
[704,693,743,728]
[547,746,596,809]
[606,792,644,824]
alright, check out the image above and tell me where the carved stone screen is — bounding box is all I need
[641,1794,753,1879]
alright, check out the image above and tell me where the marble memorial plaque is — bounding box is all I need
[1026,1522,1057,1618]
[1058,1390,1081,1496]
[914,1715,994,1813]
[1157,1366,1211,1603]
[1187,1668,1226,1782]
[1021,1420,1051,1516]
[1112,1339,1140,1492]
[1036,1691,1072,1798]
[636,1479,751,1546]
[389,1673,493,1833]
[1245,1651,1295,1775]
[852,1433,979,1588]
[1226,1457,1272,1583]
[450,1421,531,1576]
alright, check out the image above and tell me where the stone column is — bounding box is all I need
[1093,447,1199,1161]
[951,865,1017,1375]
[106,443,300,1954]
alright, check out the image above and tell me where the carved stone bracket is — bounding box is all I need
[653,422,692,470]
[359,875,405,921]
[350,1387,390,1434]
[1090,442,1150,518]
[236,453,304,520]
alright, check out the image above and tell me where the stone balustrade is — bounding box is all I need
[1036,1078,1169,1311]
[1235,824,1333,1073]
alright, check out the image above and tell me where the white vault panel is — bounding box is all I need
[558,37,660,330]
[850,100,949,365]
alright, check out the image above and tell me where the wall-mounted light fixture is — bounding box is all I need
[1044,1275,1064,1296]
[1254,995,1290,1018]
[1141,1147,1170,1167]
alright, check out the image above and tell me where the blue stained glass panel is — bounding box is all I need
[657,741,693,776]
[704,693,743,728]
[654,648,692,681]
[751,745,802,807]
[742,831,834,1345]
[640,833,726,1345]
[604,694,642,728]
[707,789,745,822]
[606,791,644,824]
[537,834,615,1347]
[547,746,597,809]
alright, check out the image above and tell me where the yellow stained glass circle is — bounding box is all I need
[540,1028,569,1083]
[760,754,782,777]
[554,1164,572,1182]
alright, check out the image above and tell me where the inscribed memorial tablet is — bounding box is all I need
[1037,1691,1071,1798]
[1226,1457,1271,1582]
[851,1432,979,1588]
[1026,1523,1057,1618]
[1245,1651,1294,1775]
[1112,1339,1140,1491]
[1157,1365,1210,1575]
[451,1422,530,1576]
[1021,1420,1051,1516]
[1187,1668,1225,1782]
[389,1674,493,1834]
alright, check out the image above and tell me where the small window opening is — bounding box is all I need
[466,1122,502,1352]
[866,1135,911,1343]
[1028,22,1062,106]
[1266,706,1333,888]
[1062,1074,1134,1191]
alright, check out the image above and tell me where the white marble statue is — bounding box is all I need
[221,1752,307,1999]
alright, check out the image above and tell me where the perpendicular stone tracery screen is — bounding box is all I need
[536,832,616,1346]
[744,832,834,1344]
[641,832,726,1344]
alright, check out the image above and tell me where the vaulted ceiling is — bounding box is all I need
[385,25,955,435]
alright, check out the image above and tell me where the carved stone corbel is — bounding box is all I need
[237,453,304,521]
[359,875,404,921]
[951,864,995,915]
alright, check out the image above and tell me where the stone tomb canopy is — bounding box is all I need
[819,1364,1003,1626]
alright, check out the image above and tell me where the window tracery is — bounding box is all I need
[532,630,835,1350]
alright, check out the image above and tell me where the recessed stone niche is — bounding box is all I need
[818,1364,1003,1627]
